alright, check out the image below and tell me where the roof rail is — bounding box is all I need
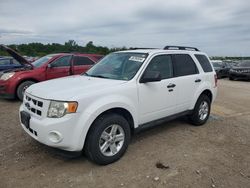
[164,46,199,51]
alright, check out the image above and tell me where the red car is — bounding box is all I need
[0,45,103,100]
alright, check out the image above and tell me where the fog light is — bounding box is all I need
[48,131,63,143]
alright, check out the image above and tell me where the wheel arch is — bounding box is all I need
[190,88,213,110]
[79,106,136,151]
[15,78,39,97]
[200,89,213,102]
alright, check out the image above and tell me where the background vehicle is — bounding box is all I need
[229,60,250,80]
[0,45,103,100]
[211,60,231,78]
[0,56,23,71]
[20,46,217,165]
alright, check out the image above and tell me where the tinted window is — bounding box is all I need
[0,59,10,65]
[173,54,198,76]
[195,54,213,72]
[13,59,20,65]
[52,56,71,67]
[144,55,173,79]
[239,61,250,67]
[74,56,94,66]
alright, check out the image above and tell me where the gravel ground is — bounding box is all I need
[0,79,249,188]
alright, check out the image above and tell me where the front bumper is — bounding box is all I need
[19,103,84,151]
[0,80,15,99]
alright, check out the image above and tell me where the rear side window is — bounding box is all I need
[173,54,198,77]
[144,55,173,79]
[74,56,94,66]
[195,54,213,72]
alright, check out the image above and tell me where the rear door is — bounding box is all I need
[171,54,201,112]
[72,56,95,75]
[138,54,177,124]
[46,55,72,80]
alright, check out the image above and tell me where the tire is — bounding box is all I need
[229,76,234,81]
[16,81,35,101]
[188,94,211,126]
[84,113,131,165]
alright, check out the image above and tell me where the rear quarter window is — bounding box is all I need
[195,54,213,72]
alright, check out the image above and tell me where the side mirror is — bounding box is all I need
[140,71,161,83]
[47,64,53,68]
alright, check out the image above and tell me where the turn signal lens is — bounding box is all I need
[67,102,78,113]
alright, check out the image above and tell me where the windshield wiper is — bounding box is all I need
[90,75,109,79]
[83,73,109,79]
[83,72,90,76]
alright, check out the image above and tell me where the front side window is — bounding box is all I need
[173,54,198,77]
[144,55,173,79]
[85,52,148,80]
[195,54,213,72]
[51,56,71,67]
[73,56,94,66]
[0,59,10,65]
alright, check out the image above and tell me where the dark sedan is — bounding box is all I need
[229,61,250,81]
[0,57,23,71]
[212,61,231,78]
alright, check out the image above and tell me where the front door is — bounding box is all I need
[138,54,177,125]
[46,55,72,80]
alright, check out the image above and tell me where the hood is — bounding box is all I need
[0,45,33,68]
[26,75,127,101]
[231,66,250,70]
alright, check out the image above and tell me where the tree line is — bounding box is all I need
[0,40,249,60]
[0,40,128,57]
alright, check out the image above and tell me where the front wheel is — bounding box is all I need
[188,95,211,126]
[84,113,131,165]
[16,81,35,101]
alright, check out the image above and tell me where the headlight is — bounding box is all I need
[47,101,78,118]
[0,72,15,80]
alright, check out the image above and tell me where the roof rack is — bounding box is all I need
[164,46,199,51]
[129,48,158,50]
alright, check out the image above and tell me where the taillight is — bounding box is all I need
[214,74,217,87]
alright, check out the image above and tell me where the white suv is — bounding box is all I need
[20,46,217,165]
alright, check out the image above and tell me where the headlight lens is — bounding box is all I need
[47,101,78,118]
[0,72,15,80]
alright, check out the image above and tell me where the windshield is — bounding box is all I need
[84,52,148,80]
[32,55,55,68]
[238,61,250,67]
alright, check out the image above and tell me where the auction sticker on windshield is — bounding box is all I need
[129,56,145,62]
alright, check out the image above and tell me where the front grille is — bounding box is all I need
[24,95,44,116]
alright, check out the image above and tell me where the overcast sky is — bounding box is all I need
[0,0,249,56]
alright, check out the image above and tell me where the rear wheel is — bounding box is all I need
[229,76,235,80]
[188,94,211,126]
[84,113,131,165]
[16,81,35,101]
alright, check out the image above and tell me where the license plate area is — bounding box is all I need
[20,111,31,129]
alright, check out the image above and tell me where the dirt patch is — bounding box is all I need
[0,79,250,188]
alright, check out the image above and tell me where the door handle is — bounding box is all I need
[167,83,176,88]
[195,79,201,83]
